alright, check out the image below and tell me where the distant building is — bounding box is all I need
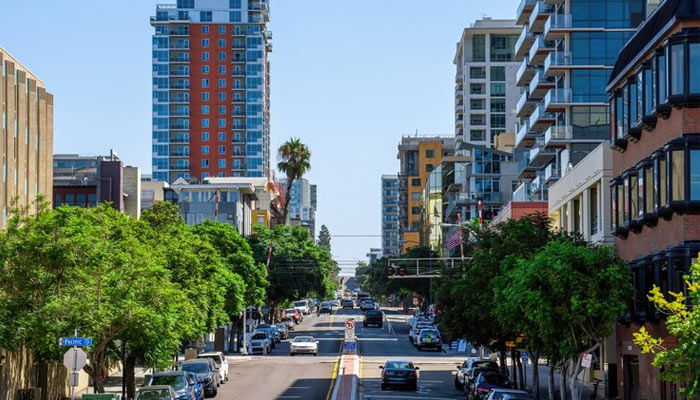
[53,151,142,219]
[366,248,382,265]
[0,46,54,228]
[381,174,400,257]
[280,178,317,238]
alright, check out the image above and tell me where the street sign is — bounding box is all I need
[345,318,355,341]
[59,337,93,347]
[506,341,516,347]
[521,352,528,361]
[63,348,87,372]
[581,353,592,368]
[345,318,355,330]
[343,341,356,351]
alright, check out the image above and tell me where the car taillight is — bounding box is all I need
[476,386,489,393]
[409,371,417,377]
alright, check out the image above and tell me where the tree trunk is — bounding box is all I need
[568,357,584,400]
[282,179,294,224]
[84,365,105,393]
[559,363,567,400]
[548,363,555,400]
[498,347,508,376]
[511,348,518,388]
[529,351,540,399]
[125,351,137,400]
[517,354,525,390]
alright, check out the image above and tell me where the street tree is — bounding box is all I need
[277,138,311,223]
[634,259,699,398]
[318,224,331,252]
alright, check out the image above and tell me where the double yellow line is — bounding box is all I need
[325,309,340,400]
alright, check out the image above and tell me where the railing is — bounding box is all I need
[516,58,531,85]
[170,110,190,117]
[169,70,189,77]
[169,43,190,49]
[529,69,554,94]
[545,14,573,32]
[515,26,533,56]
[517,90,530,116]
[544,51,572,72]
[170,83,190,89]
[170,96,189,102]
[169,124,189,130]
[545,163,561,181]
[516,122,531,147]
[544,125,573,143]
[529,36,555,62]
[529,103,556,127]
[169,164,190,170]
[169,138,190,143]
[169,56,190,62]
[170,151,190,157]
[512,183,530,202]
[517,0,537,19]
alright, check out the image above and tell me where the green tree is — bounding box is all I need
[318,224,331,252]
[277,138,311,223]
[634,259,699,398]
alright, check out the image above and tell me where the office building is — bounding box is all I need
[151,0,272,183]
[607,0,700,398]
[381,174,400,257]
[454,18,521,148]
[512,0,646,206]
[366,248,382,265]
[0,46,54,228]
[280,178,317,238]
[397,135,456,253]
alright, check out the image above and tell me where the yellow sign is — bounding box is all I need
[506,341,516,347]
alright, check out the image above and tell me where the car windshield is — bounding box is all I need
[285,309,295,314]
[252,333,266,340]
[181,362,209,373]
[275,324,285,330]
[137,389,172,400]
[294,301,306,307]
[385,361,413,369]
[420,330,439,336]
[321,302,330,307]
[293,336,315,343]
[150,375,186,389]
[198,355,220,368]
[475,361,499,369]
[366,311,381,317]
[416,323,433,329]
[281,317,292,322]
[482,373,510,386]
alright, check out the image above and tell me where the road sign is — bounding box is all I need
[521,352,528,361]
[506,341,516,347]
[581,353,592,368]
[345,318,355,330]
[59,337,93,347]
[345,318,355,341]
[63,348,87,372]
[343,341,357,351]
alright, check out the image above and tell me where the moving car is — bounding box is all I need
[359,299,375,311]
[319,301,333,314]
[467,371,512,400]
[274,323,288,340]
[147,371,196,400]
[197,351,228,384]
[341,298,354,309]
[379,360,419,391]
[180,360,218,398]
[455,359,499,389]
[281,316,295,331]
[293,299,311,315]
[330,299,341,307]
[284,308,303,323]
[248,331,272,355]
[409,321,435,345]
[485,388,530,400]
[136,385,178,400]
[415,328,441,351]
[289,335,319,356]
[363,310,383,328]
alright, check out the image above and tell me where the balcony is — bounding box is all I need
[169,137,190,144]
[456,70,464,83]
[529,36,555,65]
[516,58,536,87]
[544,51,572,76]
[169,163,189,171]
[516,0,537,25]
[169,56,190,63]
[529,174,546,196]
[516,150,538,180]
[169,69,189,77]
[455,85,464,98]
[456,115,464,127]
[543,124,610,147]
[170,151,190,157]
[515,26,535,59]
[545,163,561,182]
[512,182,530,201]
[170,82,190,90]
[544,0,564,5]
[528,70,556,99]
[515,122,538,149]
[516,90,537,118]
[445,201,461,219]
[169,95,190,103]
[169,42,190,50]
[169,124,189,131]
[169,110,190,117]
[529,137,557,167]
[544,14,570,40]
[529,103,556,131]
[544,88,608,111]
[528,1,555,33]
[456,102,464,113]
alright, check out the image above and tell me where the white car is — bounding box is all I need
[290,335,319,356]
[409,321,434,345]
[293,300,310,315]
[249,331,272,354]
[198,351,228,384]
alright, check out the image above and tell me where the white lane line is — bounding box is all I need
[363,396,459,400]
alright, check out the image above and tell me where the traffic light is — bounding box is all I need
[385,266,395,276]
[398,267,406,276]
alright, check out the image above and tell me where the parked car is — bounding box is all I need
[293,299,311,315]
[147,371,196,400]
[257,324,281,343]
[197,351,228,384]
[289,335,319,356]
[415,328,441,351]
[319,301,333,314]
[500,394,533,400]
[467,371,511,400]
[341,298,354,309]
[284,308,303,323]
[281,316,295,331]
[485,388,529,400]
[455,359,499,389]
[274,323,289,340]
[363,310,383,328]
[185,372,203,400]
[180,360,218,398]
[255,327,277,349]
[136,385,178,400]
[460,361,501,391]
[409,321,435,345]
[330,299,341,307]
[379,360,419,391]
[248,331,272,355]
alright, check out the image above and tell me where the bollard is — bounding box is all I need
[263,343,268,355]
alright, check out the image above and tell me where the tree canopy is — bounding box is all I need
[277,138,311,223]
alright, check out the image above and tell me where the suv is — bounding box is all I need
[363,310,383,327]
[180,360,218,397]
[359,299,375,311]
[409,321,434,345]
[147,371,197,400]
[416,328,441,351]
[198,351,228,384]
[294,300,310,315]
[341,298,354,309]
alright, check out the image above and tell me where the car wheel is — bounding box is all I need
[290,352,295,356]
[380,383,387,391]
[454,376,462,390]
[410,383,417,391]
[314,352,318,356]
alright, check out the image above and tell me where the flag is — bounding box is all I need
[445,229,462,250]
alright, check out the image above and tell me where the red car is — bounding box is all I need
[284,308,303,324]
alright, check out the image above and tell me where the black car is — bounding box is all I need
[319,301,333,314]
[363,310,383,327]
[180,360,218,397]
[341,298,354,309]
[380,360,419,391]
[467,371,511,400]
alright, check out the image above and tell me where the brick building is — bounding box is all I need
[606,0,700,398]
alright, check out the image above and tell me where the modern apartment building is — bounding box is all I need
[607,1,700,398]
[454,18,521,148]
[151,0,272,183]
[381,174,400,257]
[280,178,317,238]
[0,46,53,227]
[512,0,646,205]
[397,135,456,253]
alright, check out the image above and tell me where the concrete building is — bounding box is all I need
[141,178,174,212]
[53,151,142,219]
[512,0,646,206]
[397,135,456,253]
[280,177,317,238]
[366,248,382,265]
[606,1,700,398]
[381,174,400,257]
[151,0,272,182]
[454,18,521,149]
[0,46,54,228]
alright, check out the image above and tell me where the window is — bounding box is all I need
[470,67,485,79]
[202,52,209,61]
[490,66,505,82]
[490,114,506,129]
[202,145,210,155]
[629,79,639,127]
[411,192,421,201]
[201,79,209,88]
[218,119,226,128]
[411,178,421,186]
[202,92,210,101]
[218,79,226,88]
[202,65,210,74]
[200,11,212,22]
[472,34,485,62]
[691,150,700,200]
[671,150,685,201]
[425,149,435,158]
[671,44,684,96]
[470,99,485,110]
[644,66,654,116]
[490,83,506,97]
[230,11,242,22]
[218,92,226,101]
[690,43,700,94]
[411,207,420,215]
[470,130,485,141]
[425,164,434,172]
[658,52,667,104]
[218,65,226,74]
[202,119,210,128]
[201,25,209,34]
[201,132,209,141]
[629,174,638,221]
[218,159,226,168]
[611,180,618,230]
[490,34,517,62]
[218,39,226,47]
[218,132,226,141]
[645,164,654,215]
[202,39,209,48]
[470,83,485,94]
[590,185,599,235]
[218,52,226,61]
[490,99,506,113]
[615,93,624,139]
[202,105,209,114]
[470,114,486,125]
[218,145,226,154]
[218,105,226,114]
[202,159,209,168]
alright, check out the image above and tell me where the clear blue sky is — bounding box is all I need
[0,0,517,272]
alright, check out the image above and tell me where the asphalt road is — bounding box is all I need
[357,307,467,400]
[217,309,343,400]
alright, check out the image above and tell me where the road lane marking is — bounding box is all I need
[325,356,340,400]
[363,396,459,400]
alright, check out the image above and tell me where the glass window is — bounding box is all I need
[411,192,421,201]
[490,99,506,113]
[202,39,209,48]
[202,145,209,155]
[470,130,485,141]
[671,150,684,201]
[472,35,485,62]
[623,177,629,225]
[572,105,610,138]
[202,105,209,114]
[201,159,209,168]
[76,193,86,206]
[636,71,643,124]
[490,66,505,82]
[202,132,209,141]
[201,25,209,34]
[218,145,226,154]
[629,80,638,127]
[218,39,226,47]
[629,175,638,220]
[202,65,209,74]
[611,183,617,230]
[66,193,75,205]
[658,53,667,103]
[645,166,654,213]
[490,83,506,97]
[425,149,435,158]
[671,44,684,95]
[218,159,226,168]
[615,94,624,139]
[490,114,506,129]
[690,43,700,94]
[644,67,654,115]
[659,154,667,207]
[691,150,700,200]
[490,34,517,62]
[470,67,486,79]
[637,169,645,217]
[617,183,625,227]
[411,178,421,186]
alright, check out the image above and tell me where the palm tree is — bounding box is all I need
[277,138,311,223]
